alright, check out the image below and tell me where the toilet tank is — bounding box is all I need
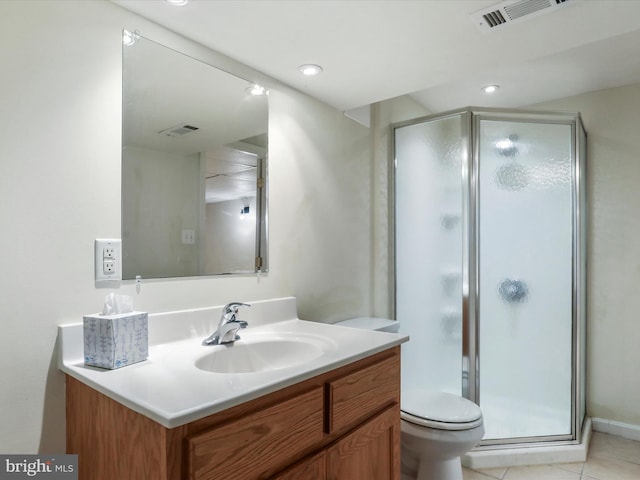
[334,317,399,333]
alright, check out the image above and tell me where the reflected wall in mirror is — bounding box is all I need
[122,32,268,279]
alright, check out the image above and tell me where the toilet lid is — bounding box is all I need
[401,389,482,424]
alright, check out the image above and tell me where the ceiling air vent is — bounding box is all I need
[471,0,572,32]
[158,124,199,137]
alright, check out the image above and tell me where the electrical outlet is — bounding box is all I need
[95,239,122,284]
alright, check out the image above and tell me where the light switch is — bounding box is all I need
[181,229,195,245]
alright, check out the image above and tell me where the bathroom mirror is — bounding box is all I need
[121,33,268,279]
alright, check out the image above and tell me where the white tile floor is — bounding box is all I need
[463,432,640,480]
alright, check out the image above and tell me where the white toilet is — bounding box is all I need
[335,317,484,480]
[401,389,484,480]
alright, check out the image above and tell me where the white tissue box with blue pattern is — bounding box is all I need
[83,311,148,369]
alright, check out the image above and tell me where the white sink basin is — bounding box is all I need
[195,334,336,374]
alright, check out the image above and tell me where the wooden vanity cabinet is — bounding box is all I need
[268,451,327,480]
[66,347,400,480]
[187,386,325,480]
[273,405,399,480]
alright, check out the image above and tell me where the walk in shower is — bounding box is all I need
[394,108,587,462]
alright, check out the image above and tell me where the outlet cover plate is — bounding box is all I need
[95,239,122,284]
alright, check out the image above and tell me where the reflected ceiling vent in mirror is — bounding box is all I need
[158,124,199,137]
[470,0,572,32]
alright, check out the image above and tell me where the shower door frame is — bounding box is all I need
[392,107,587,449]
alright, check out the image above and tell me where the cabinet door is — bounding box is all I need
[326,405,400,480]
[270,451,326,480]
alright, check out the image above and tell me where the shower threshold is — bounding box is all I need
[462,418,592,469]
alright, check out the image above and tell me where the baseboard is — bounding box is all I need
[591,417,640,442]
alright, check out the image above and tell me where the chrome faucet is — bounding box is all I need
[202,302,251,345]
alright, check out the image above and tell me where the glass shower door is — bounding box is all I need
[395,113,467,396]
[477,118,574,441]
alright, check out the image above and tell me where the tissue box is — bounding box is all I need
[83,311,148,369]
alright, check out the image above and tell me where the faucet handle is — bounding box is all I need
[223,302,251,314]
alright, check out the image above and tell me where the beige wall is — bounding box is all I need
[270,90,372,321]
[532,84,640,427]
[0,0,372,453]
[370,96,430,318]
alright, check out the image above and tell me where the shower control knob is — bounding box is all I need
[499,278,528,303]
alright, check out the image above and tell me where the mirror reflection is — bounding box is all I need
[122,33,268,280]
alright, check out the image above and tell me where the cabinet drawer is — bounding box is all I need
[187,386,324,480]
[326,353,400,434]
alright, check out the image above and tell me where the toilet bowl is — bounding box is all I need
[401,389,484,480]
[334,318,484,480]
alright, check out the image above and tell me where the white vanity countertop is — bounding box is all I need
[58,297,408,428]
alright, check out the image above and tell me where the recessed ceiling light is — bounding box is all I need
[298,64,323,76]
[482,84,500,94]
[165,0,188,5]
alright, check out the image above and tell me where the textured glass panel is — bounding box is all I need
[395,115,464,396]
[478,119,573,440]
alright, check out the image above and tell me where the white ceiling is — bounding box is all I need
[113,0,640,113]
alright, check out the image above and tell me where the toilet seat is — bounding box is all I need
[401,389,483,431]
